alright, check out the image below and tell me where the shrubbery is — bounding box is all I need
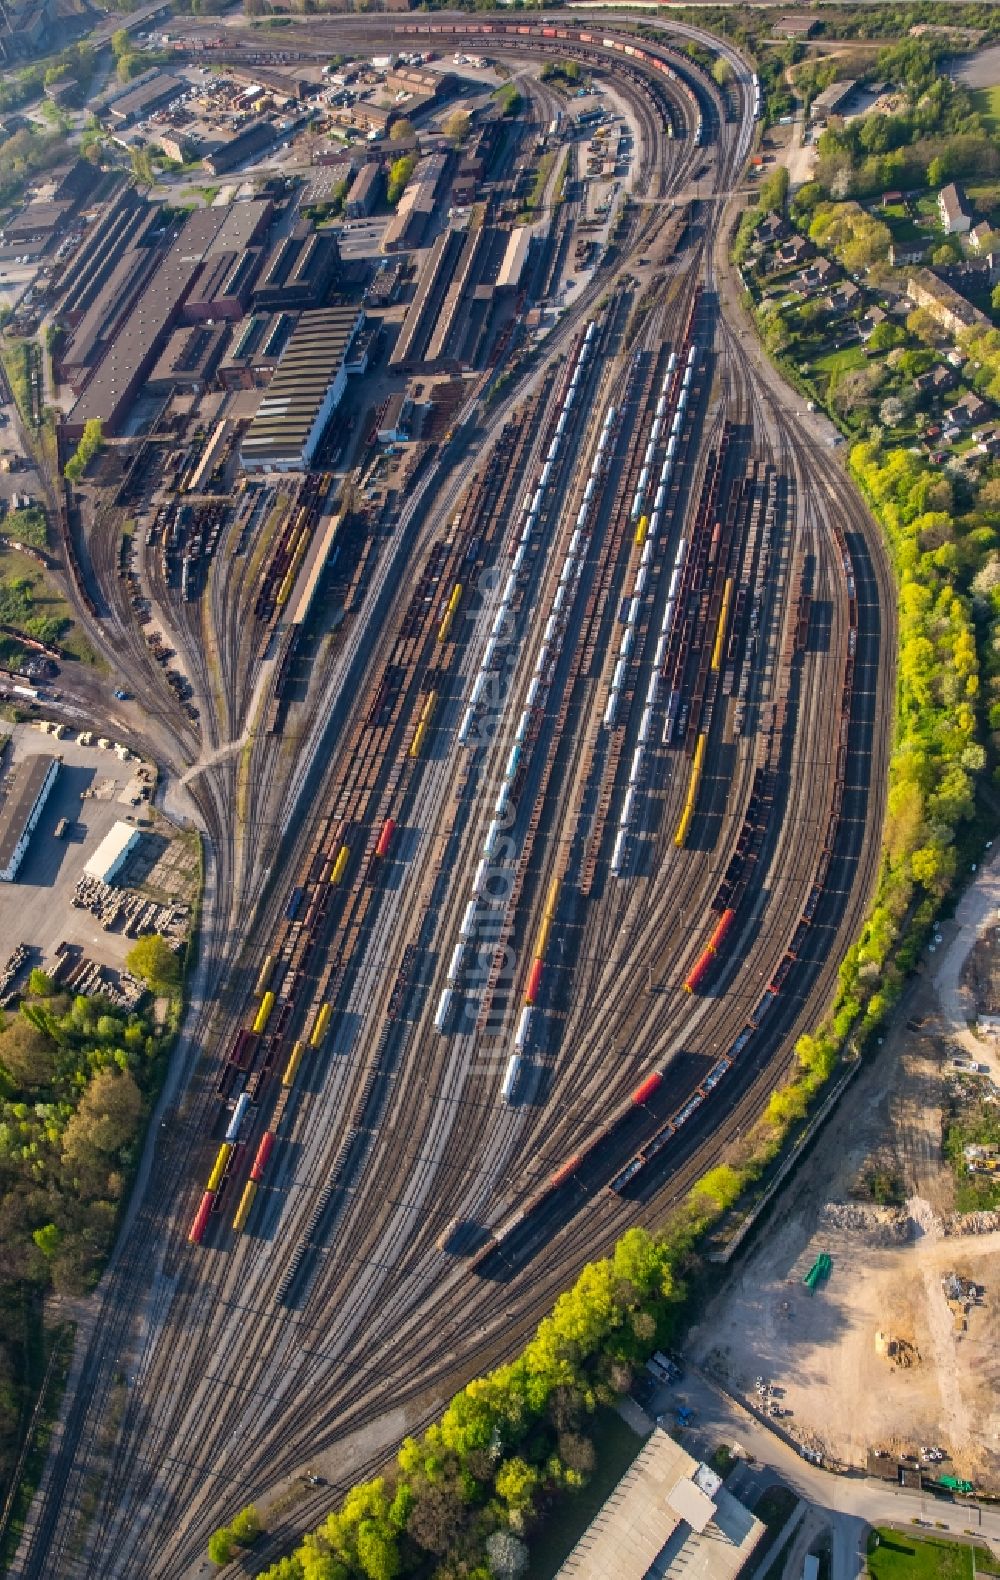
[0,985,162,1486]
[241,1145,816,1578]
[64,418,103,483]
[387,155,416,207]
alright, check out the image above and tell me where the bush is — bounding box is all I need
[386,154,416,206]
[125,934,181,997]
[63,418,103,483]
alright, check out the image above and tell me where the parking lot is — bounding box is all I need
[0,723,156,969]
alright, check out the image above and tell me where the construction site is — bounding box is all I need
[691,957,1000,1489]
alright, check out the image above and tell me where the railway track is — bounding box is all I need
[11,22,896,1580]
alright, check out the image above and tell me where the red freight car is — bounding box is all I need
[550,1154,581,1188]
[631,1071,663,1106]
[188,1191,215,1245]
[683,949,714,994]
[375,817,396,858]
[524,957,544,1006]
[250,1130,275,1182]
[706,908,736,955]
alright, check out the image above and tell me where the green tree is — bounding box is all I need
[443,109,471,146]
[711,56,732,88]
[230,1505,262,1545]
[111,27,129,58]
[388,118,413,142]
[126,933,180,995]
[208,1527,236,1565]
[64,417,104,482]
[932,240,960,267]
[386,154,416,206]
[32,1223,61,1259]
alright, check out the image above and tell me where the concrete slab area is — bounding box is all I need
[0,723,150,968]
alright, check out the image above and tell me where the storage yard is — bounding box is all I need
[0,721,194,983]
[691,1005,1000,1489]
[1,15,902,1580]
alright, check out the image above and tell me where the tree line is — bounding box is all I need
[0,974,165,1492]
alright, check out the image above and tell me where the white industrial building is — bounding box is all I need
[84,820,140,884]
[556,1427,763,1580]
[0,753,60,882]
[240,307,363,472]
[498,226,533,292]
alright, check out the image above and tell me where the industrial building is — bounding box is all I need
[148,323,229,395]
[382,152,449,253]
[84,821,141,885]
[556,1428,763,1580]
[377,392,412,443]
[203,119,281,176]
[809,79,856,121]
[498,226,533,292]
[345,161,382,219]
[0,753,59,883]
[224,62,317,103]
[56,187,158,329]
[252,227,339,311]
[185,249,263,321]
[62,200,272,437]
[389,219,507,372]
[108,71,185,126]
[240,306,364,471]
[218,312,294,389]
[385,65,455,101]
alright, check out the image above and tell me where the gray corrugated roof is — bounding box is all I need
[0,754,57,871]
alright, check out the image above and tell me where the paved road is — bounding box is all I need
[669,1369,998,1579]
[930,845,1000,1083]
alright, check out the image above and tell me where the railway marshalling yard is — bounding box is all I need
[8,13,897,1579]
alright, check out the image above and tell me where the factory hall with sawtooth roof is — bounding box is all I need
[239,307,365,472]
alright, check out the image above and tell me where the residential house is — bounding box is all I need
[777,233,813,268]
[825,280,861,316]
[974,426,1000,456]
[913,364,957,398]
[938,181,971,235]
[943,390,990,428]
[755,212,789,248]
[789,256,838,295]
[906,268,990,335]
[859,304,886,339]
[889,240,924,268]
[969,220,996,253]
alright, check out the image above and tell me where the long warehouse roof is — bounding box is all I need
[241,307,361,463]
[0,753,57,873]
